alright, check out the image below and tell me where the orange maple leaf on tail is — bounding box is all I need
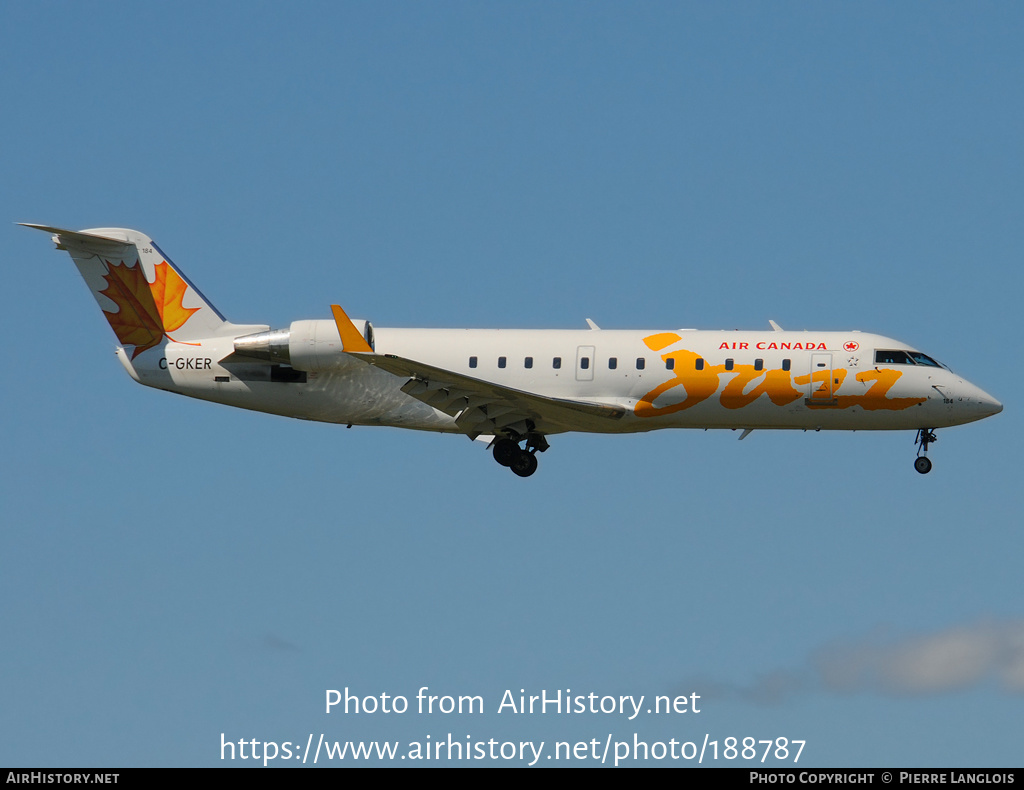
[99,259,200,359]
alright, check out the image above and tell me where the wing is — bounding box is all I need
[357,353,627,439]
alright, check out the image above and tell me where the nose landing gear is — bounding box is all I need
[914,428,937,474]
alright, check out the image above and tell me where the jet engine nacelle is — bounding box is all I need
[232,319,373,371]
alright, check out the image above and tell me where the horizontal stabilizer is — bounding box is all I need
[19,223,134,253]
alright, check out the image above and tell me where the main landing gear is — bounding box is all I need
[914,428,937,474]
[491,434,548,478]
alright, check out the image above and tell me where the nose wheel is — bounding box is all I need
[914,428,937,474]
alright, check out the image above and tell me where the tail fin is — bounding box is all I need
[23,224,235,359]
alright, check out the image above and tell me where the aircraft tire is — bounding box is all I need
[510,451,538,478]
[914,456,933,475]
[493,439,518,467]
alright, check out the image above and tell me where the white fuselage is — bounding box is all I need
[121,325,1001,435]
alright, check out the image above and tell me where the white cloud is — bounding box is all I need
[699,619,1024,703]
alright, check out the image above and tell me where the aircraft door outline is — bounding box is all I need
[809,352,835,403]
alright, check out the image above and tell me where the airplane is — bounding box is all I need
[23,223,1003,477]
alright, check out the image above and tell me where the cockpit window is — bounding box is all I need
[875,349,948,369]
[907,352,942,368]
[875,350,912,364]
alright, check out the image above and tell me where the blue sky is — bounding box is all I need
[2,2,1022,767]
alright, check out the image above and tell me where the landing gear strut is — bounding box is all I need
[914,428,937,474]
[491,432,548,477]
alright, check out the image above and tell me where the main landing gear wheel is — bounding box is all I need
[510,450,539,478]
[491,430,547,477]
[492,438,518,467]
[913,428,938,475]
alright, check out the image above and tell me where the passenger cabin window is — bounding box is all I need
[498,356,507,369]
[636,358,645,370]
[580,357,590,370]
[782,359,791,371]
[666,358,675,371]
[695,358,704,370]
[609,357,617,370]
[553,357,561,369]
[875,350,912,365]
[524,357,533,369]
[469,356,478,369]
[725,359,734,371]
[754,358,764,371]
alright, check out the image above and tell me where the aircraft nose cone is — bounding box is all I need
[969,384,1003,418]
[983,397,1003,416]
